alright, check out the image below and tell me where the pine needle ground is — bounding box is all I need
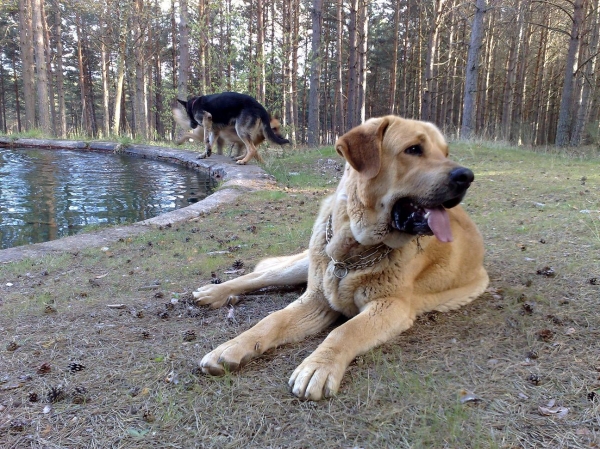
[1,143,599,448]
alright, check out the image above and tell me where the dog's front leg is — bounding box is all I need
[289,298,416,401]
[200,293,339,375]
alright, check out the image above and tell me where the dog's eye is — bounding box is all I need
[405,145,423,156]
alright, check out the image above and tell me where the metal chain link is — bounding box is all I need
[325,215,392,279]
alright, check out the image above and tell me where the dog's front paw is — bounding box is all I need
[199,340,256,376]
[235,159,248,165]
[192,284,239,308]
[288,352,345,401]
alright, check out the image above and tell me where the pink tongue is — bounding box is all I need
[426,207,453,242]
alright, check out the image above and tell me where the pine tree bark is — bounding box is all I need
[357,0,368,125]
[571,1,599,145]
[32,0,50,134]
[460,0,486,140]
[422,0,445,123]
[19,0,36,130]
[347,0,358,129]
[556,0,585,146]
[178,0,190,101]
[307,0,323,146]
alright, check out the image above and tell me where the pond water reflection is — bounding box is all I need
[0,148,214,249]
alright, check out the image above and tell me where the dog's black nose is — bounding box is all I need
[449,167,474,191]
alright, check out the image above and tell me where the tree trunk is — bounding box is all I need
[307,0,323,146]
[32,0,50,134]
[198,0,206,92]
[134,0,147,139]
[290,0,299,143]
[347,0,358,129]
[19,0,36,130]
[555,0,585,146]
[112,5,127,135]
[257,0,266,103]
[422,0,445,123]
[460,0,486,140]
[335,0,344,135]
[54,0,67,137]
[357,0,368,125]
[571,1,599,145]
[388,0,400,115]
[178,0,190,101]
[12,54,22,132]
[41,0,55,135]
[100,2,111,137]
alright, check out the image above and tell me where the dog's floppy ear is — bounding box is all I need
[335,118,390,179]
[177,99,187,108]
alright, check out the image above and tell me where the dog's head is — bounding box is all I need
[177,98,203,129]
[269,118,284,138]
[335,116,474,248]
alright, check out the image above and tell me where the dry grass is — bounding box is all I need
[1,142,599,448]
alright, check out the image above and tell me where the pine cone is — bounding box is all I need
[141,330,151,339]
[44,304,57,313]
[9,419,27,432]
[72,386,88,404]
[232,259,244,269]
[47,385,65,403]
[28,392,39,402]
[183,330,197,342]
[37,363,52,375]
[68,362,85,373]
[6,341,19,351]
[210,277,222,284]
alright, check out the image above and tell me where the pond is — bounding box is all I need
[0,147,214,250]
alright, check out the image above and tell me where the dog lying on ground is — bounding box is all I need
[177,92,289,164]
[173,107,283,160]
[192,116,489,400]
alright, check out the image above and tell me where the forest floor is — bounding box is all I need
[1,141,600,448]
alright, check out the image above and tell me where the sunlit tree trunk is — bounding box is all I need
[346,0,358,129]
[357,0,368,125]
[335,0,344,135]
[112,4,127,135]
[307,0,323,146]
[571,1,599,145]
[32,0,50,134]
[388,0,400,115]
[19,0,36,130]
[134,0,147,139]
[100,2,111,137]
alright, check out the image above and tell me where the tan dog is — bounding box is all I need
[193,116,489,400]
[173,107,283,161]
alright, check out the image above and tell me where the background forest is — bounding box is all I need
[1,0,599,148]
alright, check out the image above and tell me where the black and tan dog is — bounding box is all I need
[173,106,283,160]
[193,116,489,400]
[177,92,289,164]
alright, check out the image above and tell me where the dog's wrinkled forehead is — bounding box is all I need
[383,118,449,157]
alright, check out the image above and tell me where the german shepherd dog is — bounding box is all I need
[172,107,283,160]
[177,92,289,164]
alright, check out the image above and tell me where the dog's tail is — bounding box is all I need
[260,109,289,145]
[173,107,190,131]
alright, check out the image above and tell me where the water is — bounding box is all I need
[0,147,214,249]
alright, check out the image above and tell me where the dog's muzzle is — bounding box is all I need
[390,167,474,243]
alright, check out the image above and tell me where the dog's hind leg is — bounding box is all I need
[193,250,309,308]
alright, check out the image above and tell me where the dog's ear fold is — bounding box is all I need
[177,99,187,108]
[335,118,390,179]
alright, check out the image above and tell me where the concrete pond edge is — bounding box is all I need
[0,137,276,264]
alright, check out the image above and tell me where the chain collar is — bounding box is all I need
[325,215,392,279]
